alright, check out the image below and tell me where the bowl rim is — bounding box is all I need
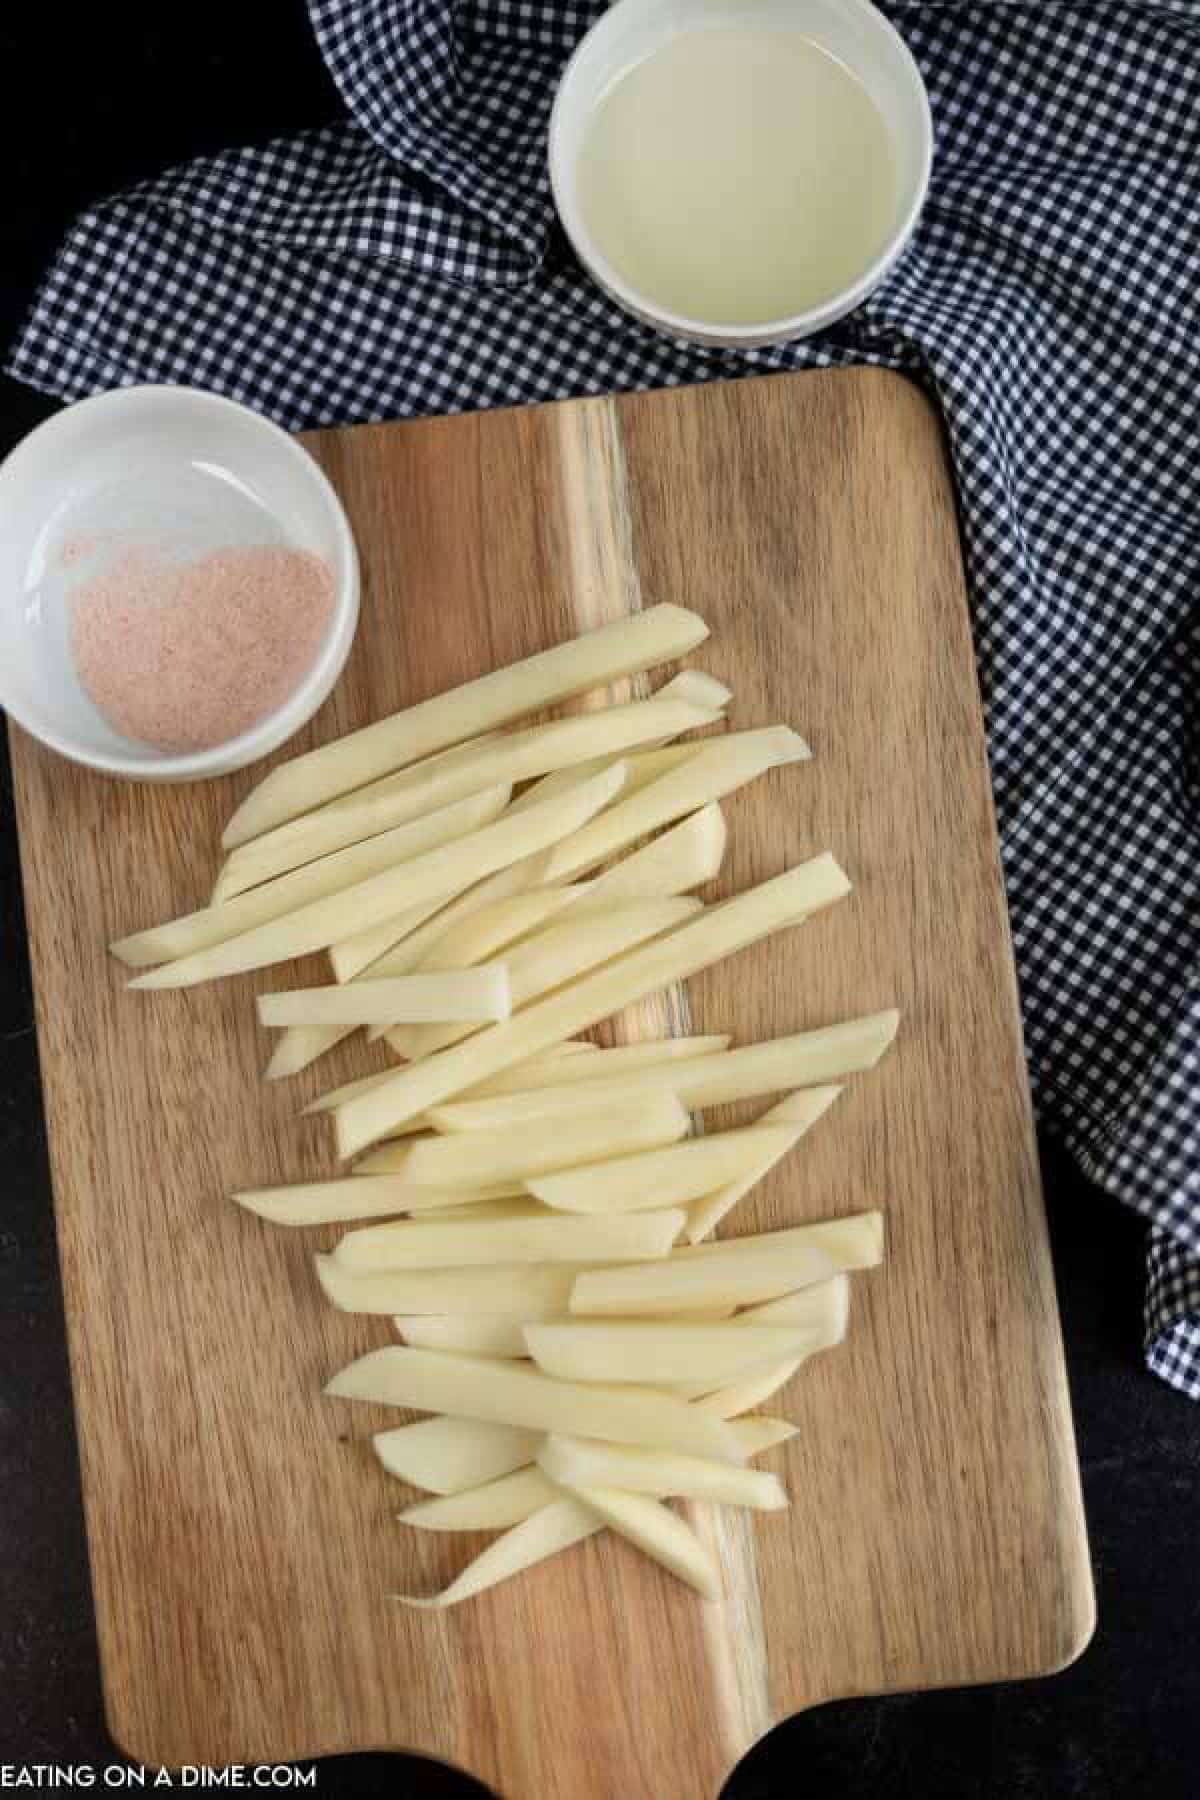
[548,0,934,349]
[0,383,360,783]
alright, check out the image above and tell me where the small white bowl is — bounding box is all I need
[0,385,359,782]
[550,0,933,349]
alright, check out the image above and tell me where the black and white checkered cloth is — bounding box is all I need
[7,1,1199,1394]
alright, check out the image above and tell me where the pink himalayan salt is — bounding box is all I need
[68,542,335,754]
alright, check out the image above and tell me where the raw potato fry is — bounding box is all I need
[528,1123,806,1216]
[399,1466,558,1531]
[539,1435,787,1510]
[223,602,710,845]
[233,1174,448,1228]
[315,1256,584,1316]
[371,1091,689,1191]
[111,785,510,970]
[459,1035,728,1099]
[401,1411,788,1531]
[264,1023,357,1081]
[502,668,726,818]
[394,1314,537,1357]
[685,1085,847,1242]
[430,1024,874,1129]
[304,1066,401,1115]
[330,852,551,984]
[333,856,851,1155]
[739,1272,851,1342]
[669,1332,829,1399]
[695,1358,806,1417]
[684,1211,884,1270]
[540,727,811,883]
[578,804,727,907]
[332,1205,686,1272]
[257,966,512,1029]
[569,1243,841,1315]
[131,764,625,990]
[412,887,589,972]
[325,1347,745,1461]
[410,1199,549,1223]
[384,896,702,1059]
[731,1416,799,1455]
[216,699,717,897]
[392,1498,601,1609]
[571,1488,719,1599]
[391,1303,736,1353]
[659,669,732,710]
[213,735,504,901]
[510,744,704,815]
[373,1417,540,1493]
[524,1320,816,1386]
[319,1036,710,1132]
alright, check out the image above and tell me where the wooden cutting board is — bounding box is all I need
[8,370,1093,1795]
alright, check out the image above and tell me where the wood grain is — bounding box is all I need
[7,370,1094,1794]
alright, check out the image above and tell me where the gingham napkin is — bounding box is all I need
[7,1,1199,1393]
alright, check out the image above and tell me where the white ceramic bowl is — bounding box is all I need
[550,0,933,349]
[0,385,359,782]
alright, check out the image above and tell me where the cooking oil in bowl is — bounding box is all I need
[574,26,899,329]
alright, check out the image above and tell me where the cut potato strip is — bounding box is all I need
[217,698,717,897]
[412,887,589,973]
[571,1488,719,1599]
[695,1358,805,1417]
[508,745,703,817]
[502,666,726,820]
[223,602,709,845]
[569,1243,840,1315]
[669,1329,829,1399]
[541,728,811,883]
[316,1256,582,1316]
[740,1272,851,1342]
[327,1035,718,1130]
[373,1417,541,1494]
[235,1177,529,1228]
[394,1314,537,1357]
[582,803,728,905]
[370,1091,689,1192]
[460,1034,728,1100]
[399,1466,558,1532]
[431,1017,884,1129]
[131,764,625,989]
[392,1304,734,1354]
[539,1436,787,1510]
[684,1211,884,1270]
[392,1498,601,1609]
[231,1174,469,1229]
[333,856,851,1155]
[525,1320,815,1386]
[410,1199,549,1224]
[731,1416,799,1455]
[305,1066,410,1117]
[330,852,551,984]
[325,1347,743,1461]
[685,1086,847,1242]
[213,736,503,902]
[660,670,732,710]
[264,1023,358,1081]
[332,1205,685,1272]
[111,785,510,970]
[258,966,512,1029]
[383,896,702,1059]
[528,1122,806,1216]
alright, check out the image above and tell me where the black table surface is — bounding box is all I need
[1,6,1196,1794]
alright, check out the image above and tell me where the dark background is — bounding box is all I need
[1,5,1196,1794]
